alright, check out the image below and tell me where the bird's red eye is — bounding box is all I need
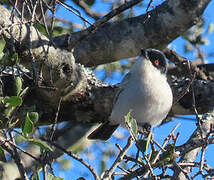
[154,60,159,66]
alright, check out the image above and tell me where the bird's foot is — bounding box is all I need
[138,123,152,137]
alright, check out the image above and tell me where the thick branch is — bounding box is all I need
[173,108,214,179]
[0,2,214,126]
[54,0,211,66]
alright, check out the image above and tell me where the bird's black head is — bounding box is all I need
[141,48,167,74]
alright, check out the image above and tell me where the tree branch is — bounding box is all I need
[53,0,211,66]
[173,108,214,179]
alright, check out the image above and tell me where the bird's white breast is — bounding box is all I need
[109,58,173,127]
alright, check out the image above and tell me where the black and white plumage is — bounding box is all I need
[88,49,173,141]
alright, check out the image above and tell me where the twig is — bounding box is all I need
[8,131,29,180]
[144,0,154,21]
[200,144,207,173]
[168,161,214,177]
[151,123,180,164]
[50,97,62,140]
[113,172,128,176]
[42,165,47,180]
[173,161,191,180]
[120,123,181,179]
[117,165,130,174]
[142,123,180,178]
[56,0,92,26]
[55,17,84,29]
[39,0,50,36]
[28,1,40,84]
[115,143,123,151]
[69,0,143,48]
[164,48,208,80]
[72,0,103,20]
[142,153,155,178]
[44,140,100,180]
[176,136,214,155]
[172,73,195,106]
[187,60,199,118]
[103,136,134,179]
[7,135,43,163]
[123,155,144,166]
[151,139,166,152]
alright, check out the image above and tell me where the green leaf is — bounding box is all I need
[59,159,71,170]
[28,112,39,124]
[3,96,22,107]
[15,134,25,145]
[208,23,213,33]
[0,146,6,162]
[12,52,18,62]
[101,159,107,173]
[0,146,3,154]
[4,106,14,118]
[145,131,152,155]
[34,23,48,36]
[14,77,22,96]
[22,113,34,134]
[27,138,53,151]
[0,51,9,65]
[125,111,138,140]
[48,173,63,180]
[0,39,5,58]
[53,26,65,36]
[0,51,17,66]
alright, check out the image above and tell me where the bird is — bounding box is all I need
[88,48,173,141]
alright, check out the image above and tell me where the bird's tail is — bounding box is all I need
[88,121,119,141]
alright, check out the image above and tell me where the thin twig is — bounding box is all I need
[8,131,29,180]
[69,0,143,48]
[43,165,47,180]
[44,140,100,180]
[142,153,155,178]
[173,161,191,180]
[151,123,180,164]
[144,0,154,21]
[56,0,92,26]
[200,146,207,173]
[117,166,130,174]
[28,1,39,84]
[120,123,181,179]
[50,97,62,141]
[123,155,144,166]
[8,139,42,163]
[164,48,208,80]
[39,0,50,36]
[151,139,166,152]
[103,136,133,179]
[73,0,103,20]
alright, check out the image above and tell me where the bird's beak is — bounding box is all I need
[141,48,148,60]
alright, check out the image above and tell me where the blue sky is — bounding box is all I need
[52,1,214,179]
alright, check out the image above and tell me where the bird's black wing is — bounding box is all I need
[88,72,131,141]
[88,121,119,141]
